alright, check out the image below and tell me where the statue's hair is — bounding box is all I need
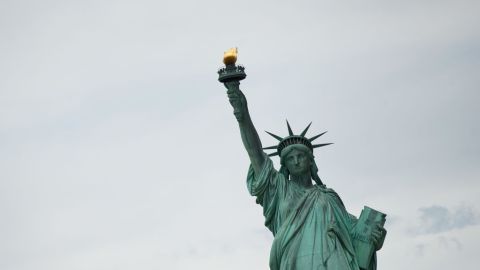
[279,144,325,187]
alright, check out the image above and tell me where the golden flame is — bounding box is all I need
[223,47,238,65]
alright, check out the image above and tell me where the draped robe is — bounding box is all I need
[247,157,375,270]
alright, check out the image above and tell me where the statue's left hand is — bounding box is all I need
[371,225,387,251]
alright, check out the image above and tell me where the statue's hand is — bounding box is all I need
[225,82,248,122]
[371,224,387,251]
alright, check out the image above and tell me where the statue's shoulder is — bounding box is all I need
[315,184,336,194]
[315,185,346,208]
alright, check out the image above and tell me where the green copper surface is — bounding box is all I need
[220,57,386,270]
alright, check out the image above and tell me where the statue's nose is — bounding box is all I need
[294,157,299,164]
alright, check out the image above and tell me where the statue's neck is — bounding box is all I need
[291,174,313,188]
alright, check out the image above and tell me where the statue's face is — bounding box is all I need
[285,148,311,176]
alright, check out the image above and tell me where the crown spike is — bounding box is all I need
[309,131,327,142]
[265,131,283,141]
[300,122,312,137]
[312,143,333,148]
[263,145,278,150]
[268,152,279,157]
[286,120,294,136]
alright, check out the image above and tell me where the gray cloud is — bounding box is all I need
[437,236,463,251]
[411,204,480,235]
[1,0,479,269]
[415,243,425,257]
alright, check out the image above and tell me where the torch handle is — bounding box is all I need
[225,81,247,122]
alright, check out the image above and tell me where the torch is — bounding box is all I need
[218,48,247,83]
[218,48,247,118]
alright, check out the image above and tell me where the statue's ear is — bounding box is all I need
[310,160,319,174]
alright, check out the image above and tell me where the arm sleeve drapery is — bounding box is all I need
[246,155,287,235]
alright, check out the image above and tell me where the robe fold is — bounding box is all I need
[247,156,374,270]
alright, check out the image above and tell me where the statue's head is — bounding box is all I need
[279,144,324,186]
[264,121,331,186]
[280,144,313,176]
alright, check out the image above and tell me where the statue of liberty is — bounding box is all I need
[219,48,387,270]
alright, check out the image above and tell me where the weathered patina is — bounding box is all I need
[219,49,386,270]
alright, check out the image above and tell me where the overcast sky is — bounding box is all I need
[1,0,479,269]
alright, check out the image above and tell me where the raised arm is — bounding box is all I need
[225,81,266,174]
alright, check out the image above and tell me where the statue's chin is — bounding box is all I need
[289,168,309,176]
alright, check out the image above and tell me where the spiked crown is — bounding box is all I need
[263,121,332,157]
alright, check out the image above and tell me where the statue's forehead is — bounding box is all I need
[282,144,312,157]
[286,151,305,160]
